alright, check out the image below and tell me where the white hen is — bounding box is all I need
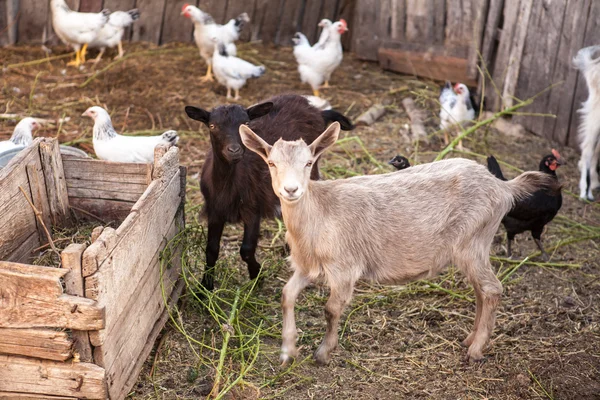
[0,118,40,153]
[212,41,265,100]
[88,9,140,63]
[51,0,110,67]
[315,19,332,48]
[82,107,179,163]
[439,81,476,148]
[293,19,348,96]
[181,4,250,82]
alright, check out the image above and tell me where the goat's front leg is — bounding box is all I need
[314,279,355,365]
[203,219,226,291]
[240,215,262,280]
[281,269,310,366]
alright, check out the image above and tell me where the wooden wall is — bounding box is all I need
[0,0,355,48]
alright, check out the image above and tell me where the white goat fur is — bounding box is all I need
[239,122,558,366]
[574,45,600,200]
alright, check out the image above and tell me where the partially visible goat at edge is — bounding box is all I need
[574,45,600,201]
[184,94,354,291]
[240,122,559,365]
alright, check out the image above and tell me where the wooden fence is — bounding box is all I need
[0,0,355,48]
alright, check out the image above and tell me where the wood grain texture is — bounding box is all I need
[82,227,118,278]
[0,261,105,330]
[405,0,432,43]
[352,0,380,60]
[69,197,135,224]
[379,47,478,87]
[85,170,183,346]
[160,0,196,43]
[254,0,282,43]
[5,231,40,264]
[4,0,19,45]
[199,0,227,24]
[0,328,73,361]
[25,163,52,246]
[61,243,94,363]
[62,157,153,182]
[78,0,103,12]
[40,139,71,227]
[15,0,48,44]
[301,0,324,44]
[480,0,504,75]
[0,393,75,399]
[0,355,106,399]
[0,0,9,46]
[132,0,167,44]
[276,0,304,45]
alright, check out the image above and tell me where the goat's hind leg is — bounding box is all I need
[314,278,355,365]
[463,259,503,362]
[281,269,310,366]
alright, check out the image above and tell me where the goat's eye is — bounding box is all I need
[209,124,215,130]
[305,161,313,168]
[268,161,276,168]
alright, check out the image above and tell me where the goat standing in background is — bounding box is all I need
[184,95,353,291]
[574,45,600,201]
[240,122,559,365]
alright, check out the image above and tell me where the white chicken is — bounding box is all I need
[315,19,332,48]
[293,19,348,96]
[181,4,250,82]
[211,40,265,100]
[439,81,476,149]
[0,118,40,153]
[88,9,140,63]
[50,0,110,68]
[82,107,179,163]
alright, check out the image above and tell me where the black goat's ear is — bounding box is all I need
[239,124,271,162]
[310,122,340,158]
[185,106,211,126]
[246,102,273,120]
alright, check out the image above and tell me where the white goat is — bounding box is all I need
[574,45,600,201]
[239,122,558,365]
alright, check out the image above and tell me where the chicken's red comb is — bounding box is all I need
[551,148,561,159]
[453,82,462,90]
[182,3,190,11]
[340,19,347,28]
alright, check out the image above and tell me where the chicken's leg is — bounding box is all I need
[116,41,124,59]
[67,47,81,67]
[92,48,105,64]
[200,63,214,82]
[234,89,240,101]
[320,81,331,89]
[313,89,320,97]
[226,87,232,99]
[80,43,89,63]
[443,130,450,145]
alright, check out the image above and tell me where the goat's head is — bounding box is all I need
[240,122,340,203]
[185,102,273,164]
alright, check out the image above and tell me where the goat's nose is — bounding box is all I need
[227,145,242,154]
[284,185,298,195]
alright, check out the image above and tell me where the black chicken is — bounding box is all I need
[487,151,564,261]
[389,155,411,171]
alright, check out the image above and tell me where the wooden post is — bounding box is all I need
[61,243,94,363]
[39,139,71,227]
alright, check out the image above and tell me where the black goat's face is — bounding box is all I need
[185,102,273,164]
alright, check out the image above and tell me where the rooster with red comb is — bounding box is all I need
[439,81,476,149]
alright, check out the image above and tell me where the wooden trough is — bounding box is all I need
[0,138,186,399]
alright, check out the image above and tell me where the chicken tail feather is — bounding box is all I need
[161,130,179,146]
[486,155,507,181]
[321,110,354,131]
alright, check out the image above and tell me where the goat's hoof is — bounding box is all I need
[313,348,331,366]
[466,348,484,363]
[540,253,550,262]
[462,333,476,348]
[280,349,298,367]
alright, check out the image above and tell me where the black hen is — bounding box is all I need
[389,155,411,171]
[487,151,564,261]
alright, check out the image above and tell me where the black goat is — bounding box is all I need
[185,94,354,290]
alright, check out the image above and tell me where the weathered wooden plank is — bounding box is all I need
[160,0,195,44]
[301,0,324,44]
[352,0,381,60]
[0,392,76,399]
[66,179,148,195]
[0,355,106,399]
[68,197,135,224]
[0,0,9,46]
[0,261,105,330]
[85,170,183,346]
[25,163,53,243]
[61,243,94,364]
[152,145,180,181]
[275,0,304,45]
[5,231,40,264]
[62,158,152,181]
[338,0,355,50]
[97,212,182,388]
[379,48,478,87]
[0,328,73,361]
[82,227,118,278]
[479,0,504,96]
[405,0,433,44]
[40,139,71,227]
[78,0,103,12]
[16,0,49,44]
[132,0,168,44]
[4,0,19,45]
[467,0,489,79]
[568,0,600,148]
[254,0,282,43]
[198,0,227,24]
[66,186,145,202]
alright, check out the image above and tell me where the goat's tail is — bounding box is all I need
[505,171,561,202]
[486,155,507,181]
[321,110,354,130]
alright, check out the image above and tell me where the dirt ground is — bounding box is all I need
[1,42,599,400]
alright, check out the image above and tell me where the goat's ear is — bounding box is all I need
[246,102,273,120]
[185,106,211,126]
[309,122,340,158]
[239,125,271,161]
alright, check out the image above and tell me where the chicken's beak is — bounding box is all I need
[81,111,89,117]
